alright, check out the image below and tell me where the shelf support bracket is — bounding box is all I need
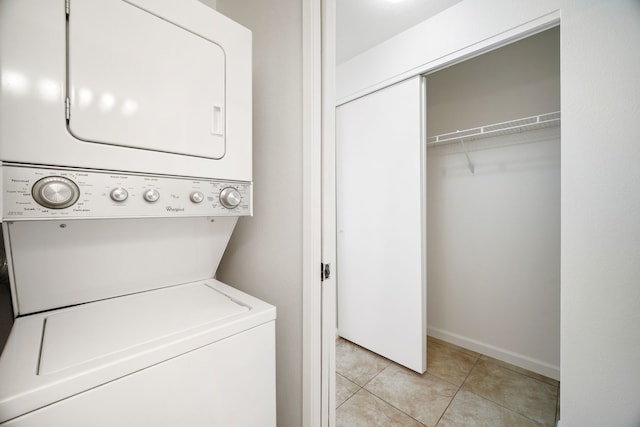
[460,139,475,174]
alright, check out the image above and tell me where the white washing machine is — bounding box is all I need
[0,166,276,425]
[0,0,276,426]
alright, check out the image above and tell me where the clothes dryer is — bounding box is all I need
[0,0,252,180]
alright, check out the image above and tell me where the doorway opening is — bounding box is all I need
[335,26,560,426]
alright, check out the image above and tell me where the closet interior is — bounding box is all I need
[424,26,560,379]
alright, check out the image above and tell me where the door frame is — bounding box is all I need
[320,0,337,424]
[302,0,336,426]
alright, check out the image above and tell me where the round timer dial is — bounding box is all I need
[32,176,80,209]
[219,187,242,209]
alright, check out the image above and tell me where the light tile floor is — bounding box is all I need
[336,337,560,427]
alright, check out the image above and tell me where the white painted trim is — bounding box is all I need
[337,7,560,105]
[420,76,428,373]
[302,0,323,426]
[428,327,560,381]
[320,0,337,425]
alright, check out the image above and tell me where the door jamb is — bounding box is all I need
[320,0,337,425]
[302,0,335,426]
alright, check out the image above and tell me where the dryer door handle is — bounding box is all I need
[212,105,225,136]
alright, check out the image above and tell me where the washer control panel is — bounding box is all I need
[2,165,252,219]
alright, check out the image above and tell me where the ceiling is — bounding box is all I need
[337,0,464,65]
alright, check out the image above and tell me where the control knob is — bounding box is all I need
[190,191,205,204]
[219,187,241,209]
[31,176,80,209]
[110,187,129,202]
[143,189,160,203]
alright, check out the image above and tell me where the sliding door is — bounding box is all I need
[336,76,426,373]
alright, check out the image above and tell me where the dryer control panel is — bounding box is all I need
[1,165,252,220]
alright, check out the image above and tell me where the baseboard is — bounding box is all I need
[427,327,560,381]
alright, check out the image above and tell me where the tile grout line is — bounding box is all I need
[335,356,393,412]
[361,361,430,426]
[479,355,560,387]
[360,358,393,389]
[363,341,481,426]
[364,352,477,427]
[335,371,364,410]
[335,338,388,411]
[460,359,553,427]
[453,347,558,426]
[432,337,558,388]
[365,390,429,427]
[455,390,548,427]
[433,354,482,426]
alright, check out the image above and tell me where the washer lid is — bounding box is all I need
[38,283,249,375]
[67,0,226,159]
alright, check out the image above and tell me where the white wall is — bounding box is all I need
[427,28,560,136]
[561,0,640,425]
[427,133,560,377]
[197,0,216,9]
[214,1,304,426]
[337,0,560,104]
[426,28,561,379]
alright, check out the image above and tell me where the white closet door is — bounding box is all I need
[336,76,426,373]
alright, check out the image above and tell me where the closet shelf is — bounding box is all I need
[426,111,560,146]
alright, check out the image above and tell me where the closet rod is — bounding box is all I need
[426,111,560,146]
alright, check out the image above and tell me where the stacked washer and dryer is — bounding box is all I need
[0,0,276,425]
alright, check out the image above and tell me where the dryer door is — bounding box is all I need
[67,0,226,159]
